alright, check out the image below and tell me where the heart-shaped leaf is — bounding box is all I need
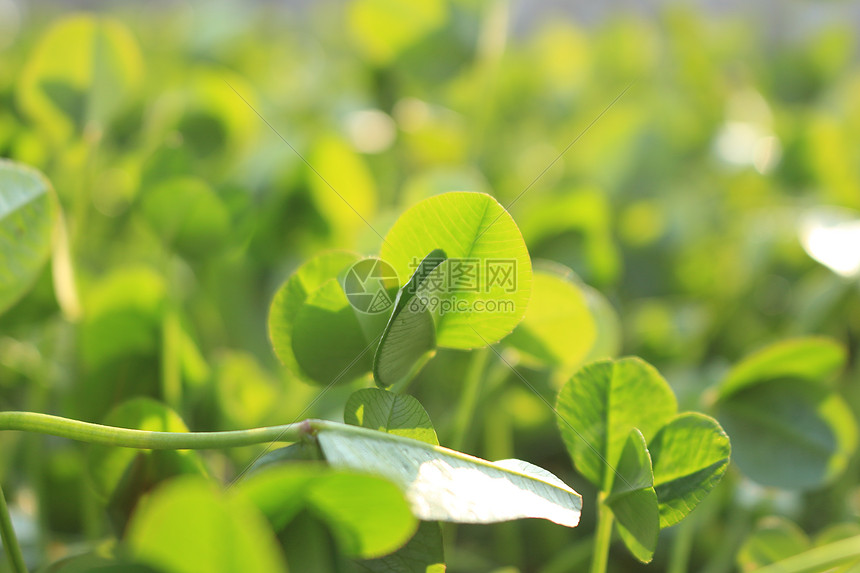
[605,429,659,564]
[0,159,56,315]
[373,249,446,387]
[345,388,438,445]
[555,357,677,489]
[126,477,288,573]
[239,464,417,559]
[649,412,730,528]
[380,191,532,349]
[268,251,360,379]
[314,421,581,526]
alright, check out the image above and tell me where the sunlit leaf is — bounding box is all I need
[555,357,677,489]
[358,520,445,573]
[316,422,581,526]
[0,159,56,315]
[345,388,439,445]
[380,192,532,349]
[126,477,288,573]
[649,413,730,528]
[605,429,659,564]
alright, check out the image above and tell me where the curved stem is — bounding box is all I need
[0,483,27,573]
[0,411,306,449]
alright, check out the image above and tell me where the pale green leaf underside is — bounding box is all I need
[345,388,439,445]
[606,429,659,564]
[0,159,56,315]
[380,191,532,349]
[316,424,581,526]
[373,249,446,387]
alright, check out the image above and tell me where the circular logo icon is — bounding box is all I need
[344,258,399,314]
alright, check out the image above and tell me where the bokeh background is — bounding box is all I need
[1,0,859,571]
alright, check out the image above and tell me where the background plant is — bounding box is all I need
[2,1,860,572]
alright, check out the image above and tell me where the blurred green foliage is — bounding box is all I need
[1,0,860,571]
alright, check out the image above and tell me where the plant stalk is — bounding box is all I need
[0,483,27,573]
[0,411,306,449]
[448,347,490,451]
[590,495,614,573]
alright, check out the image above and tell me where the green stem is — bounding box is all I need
[0,483,27,573]
[591,495,614,573]
[0,411,306,449]
[448,347,490,451]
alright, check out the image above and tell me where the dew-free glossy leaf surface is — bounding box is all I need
[373,249,446,387]
[505,267,596,372]
[649,413,730,528]
[239,464,416,559]
[717,379,857,489]
[605,429,659,563]
[0,160,55,315]
[380,192,532,349]
[269,251,359,378]
[555,357,677,489]
[126,477,288,573]
[316,424,581,526]
[345,388,439,444]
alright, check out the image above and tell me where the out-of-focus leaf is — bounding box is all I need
[505,265,596,374]
[307,136,377,243]
[126,477,288,573]
[268,251,359,379]
[316,422,581,526]
[717,379,857,490]
[291,278,376,385]
[605,429,659,563]
[0,159,56,315]
[719,337,846,399]
[349,0,447,64]
[373,249,446,387]
[44,554,164,573]
[141,177,231,257]
[380,192,532,349]
[17,14,142,141]
[737,517,811,572]
[555,357,677,489]
[87,398,206,529]
[345,388,439,445]
[358,520,446,573]
[239,464,417,559]
[649,413,730,528]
